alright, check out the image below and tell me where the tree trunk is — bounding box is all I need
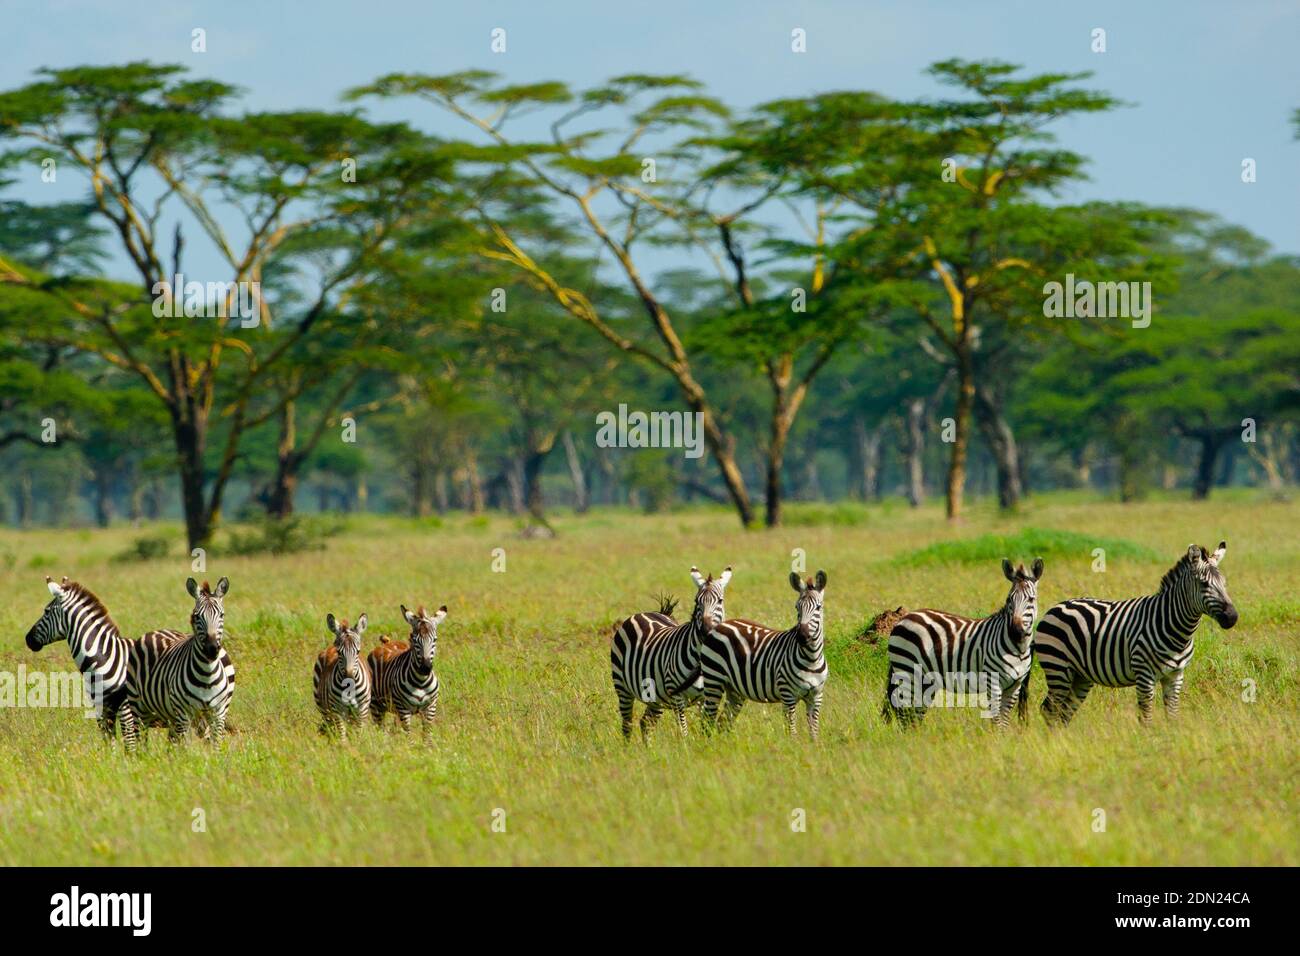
[172,413,213,549]
[504,462,525,515]
[973,382,1022,510]
[1192,433,1227,500]
[265,401,299,519]
[854,417,884,501]
[92,469,114,528]
[16,472,33,528]
[765,410,792,527]
[562,431,589,513]
[434,471,450,515]
[411,456,433,517]
[945,352,975,520]
[463,449,484,514]
[903,399,926,508]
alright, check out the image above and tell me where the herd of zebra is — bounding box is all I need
[18,540,1237,749]
[22,575,447,749]
[611,541,1238,740]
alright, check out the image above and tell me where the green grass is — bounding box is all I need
[0,492,1296,865]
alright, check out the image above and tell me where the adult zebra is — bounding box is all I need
[610,567,731,741]
[368,604,446,732]
[24,576,147,740]
[120,577,236,749]
[1026,542,1237,726]
[701,570,828,740]
[883,558,1043,729]
[313,613,372,735]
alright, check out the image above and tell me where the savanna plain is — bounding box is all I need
[0,492,1296,865]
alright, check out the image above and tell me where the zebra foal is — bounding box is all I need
[313,613,372,735]
[368,604,445,732]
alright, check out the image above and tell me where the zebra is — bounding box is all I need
[701,570,829,740]
[119,577,236,750]
[23,576,147,740]
[610,566,731,741]
[1027,542,1237,726]
[313,613,373,735]
[368,604,445,732]
[882,558,1043,729]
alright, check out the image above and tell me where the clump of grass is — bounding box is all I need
[112,534,171,563]
[224,515,345,556]
[781,501,871,527]
[897,526,1160,567]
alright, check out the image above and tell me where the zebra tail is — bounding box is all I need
[1016,671,1030,724]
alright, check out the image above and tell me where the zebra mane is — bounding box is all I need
[1158,553,1195,593]
[61,581,123,636]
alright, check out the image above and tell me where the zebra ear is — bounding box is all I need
[815,569,828,591]
[1031,557,1044,581]
[46,577,63,597]
[1001,559,1015,582]
[326,613,339,634]
[1211,541,1226,565]
[690,567,707,589]
[432,605,448,625]
[1187,544,1204,566]
[401,604,417,626]
[215,576,229,598]
[718,566,732,587]
[355,613,368,635]
[789,571,804,593]
[186,577,199,599]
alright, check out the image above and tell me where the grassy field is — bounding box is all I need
[1,491,1296,866]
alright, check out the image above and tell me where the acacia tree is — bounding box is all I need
[349,72,774,526]
[0,63,448,546]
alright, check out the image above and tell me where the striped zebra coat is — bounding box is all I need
[313,613,372,734]
[610,567,731,741]
[368,605,445,732]
[701,570,828,739]
[1027,542,1237,726]
[883,558,1043,729]
[24,577,152,741]
[120,578,236,749]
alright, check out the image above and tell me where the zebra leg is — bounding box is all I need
[1039,663,1076,726]
[805,689,823,741]
[168,718,191,743]
[422,696,438,734]
[208,708,226,743]
[1160,670,1186,719]
[701,682,724,734]
[616,688,635,740]
[782,697,798,736]
[1135,673,1157,726]
[397,709,413,733]
[723,690,744,729]
[119,704,140,754]
[639,703,664,743]
[673,702,689,737]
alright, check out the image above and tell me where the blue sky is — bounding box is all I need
[5,0,1298,284]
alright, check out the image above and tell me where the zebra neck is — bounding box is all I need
[794,622,824,664]
[67,602,129,672]
[182,636,223,670]
[1153,585,1203,642]
[402,651,435,681]
[993,608,1028,655]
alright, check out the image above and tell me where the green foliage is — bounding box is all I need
[897,527,1161,568]
[112,534,171,563]
[224,515,345,557]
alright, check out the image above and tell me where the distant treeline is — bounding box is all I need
[1,61,1297,543]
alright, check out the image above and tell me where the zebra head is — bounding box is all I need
[689,566,732,632]
[789,569,827,637]
[1000,557,1044,640]
[25,576,73,652]
[326,613,368,680]
[186,577,229,656]
[401,604,447,671]
[1186,542,1238,629]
